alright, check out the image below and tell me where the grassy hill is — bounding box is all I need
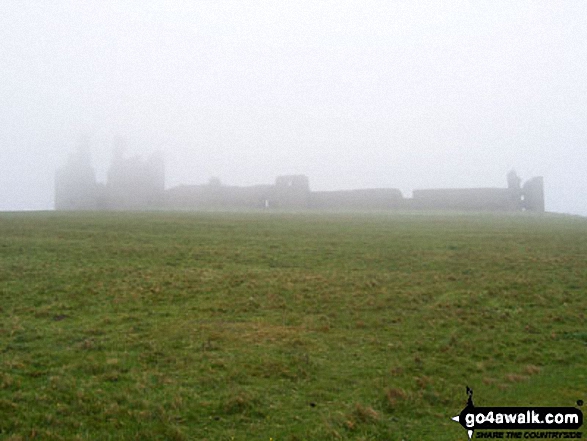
[1,211,585,440]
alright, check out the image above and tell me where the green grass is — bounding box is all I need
[0,211,586,440]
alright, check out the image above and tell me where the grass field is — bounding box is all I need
[0,211,586,440]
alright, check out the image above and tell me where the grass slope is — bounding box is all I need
[0,211,586,440]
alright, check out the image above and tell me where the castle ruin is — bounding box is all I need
[55,143,164,211]
[55,144,545,213]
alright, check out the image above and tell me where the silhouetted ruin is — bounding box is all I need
[55,140,164,211]
[55,140,99,210]
[106,146,165,210]
[55,145,545,213]
[410,170,528,211]
[522,176,545,212]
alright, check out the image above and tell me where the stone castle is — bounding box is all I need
[55,146,544,212]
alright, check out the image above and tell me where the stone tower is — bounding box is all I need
[522,177,545,212]
[54,140,98,210]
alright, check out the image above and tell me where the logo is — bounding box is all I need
[452,387,583,440]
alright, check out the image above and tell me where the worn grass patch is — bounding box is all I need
[0,211,586,440]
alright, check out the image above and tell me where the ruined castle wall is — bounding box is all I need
[55,167,99,210]
[522,177,544,212]
[310,188,404,210]
[166,185,274,210]
[56,146,545,214]
[106,154,165,210]
[54,149,99,210]
[411,188,518,211]
[271,175,311,209]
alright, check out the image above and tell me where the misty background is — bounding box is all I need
[1,1,585,215]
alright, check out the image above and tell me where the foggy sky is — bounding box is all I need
[1,1,586,214]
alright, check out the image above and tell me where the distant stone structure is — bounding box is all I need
[409,170,543,212]
[310,188,403,210]
[522,176,545,212]
[166,182,274,210]
[274,175,310,209]
[411,187,517,211]
[55,145,545,213]
[106,147,165,210]
[55,141,99,210]
[55,140,164,211]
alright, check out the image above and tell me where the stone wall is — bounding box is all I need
[410,188,518,211]
[522,177,545,212]
[105,151,165,210]
[54,146,99,210]
[166,184,273,210]
[55,148,545,213]
[310,188,404,210]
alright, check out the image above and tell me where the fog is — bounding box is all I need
[1,1,586,214]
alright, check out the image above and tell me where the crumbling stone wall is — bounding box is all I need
[55,141,165,211]
[272,175,311,209]
[507,170,523,210]
[310,188,403,210]
[522,177,544,212]
[409,172,544,212]
[410,188,517,211]
[166,184,273,210]
[55,147,545,213]
[54,144,99,210]
[106,150,165,210]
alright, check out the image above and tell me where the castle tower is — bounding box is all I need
[506,170,523,211]
[54,141,98,210]
[522,177,545,212]
[106,147,165,210]
[273,175,310,209]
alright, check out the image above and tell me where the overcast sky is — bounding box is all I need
[1,1,586,214]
